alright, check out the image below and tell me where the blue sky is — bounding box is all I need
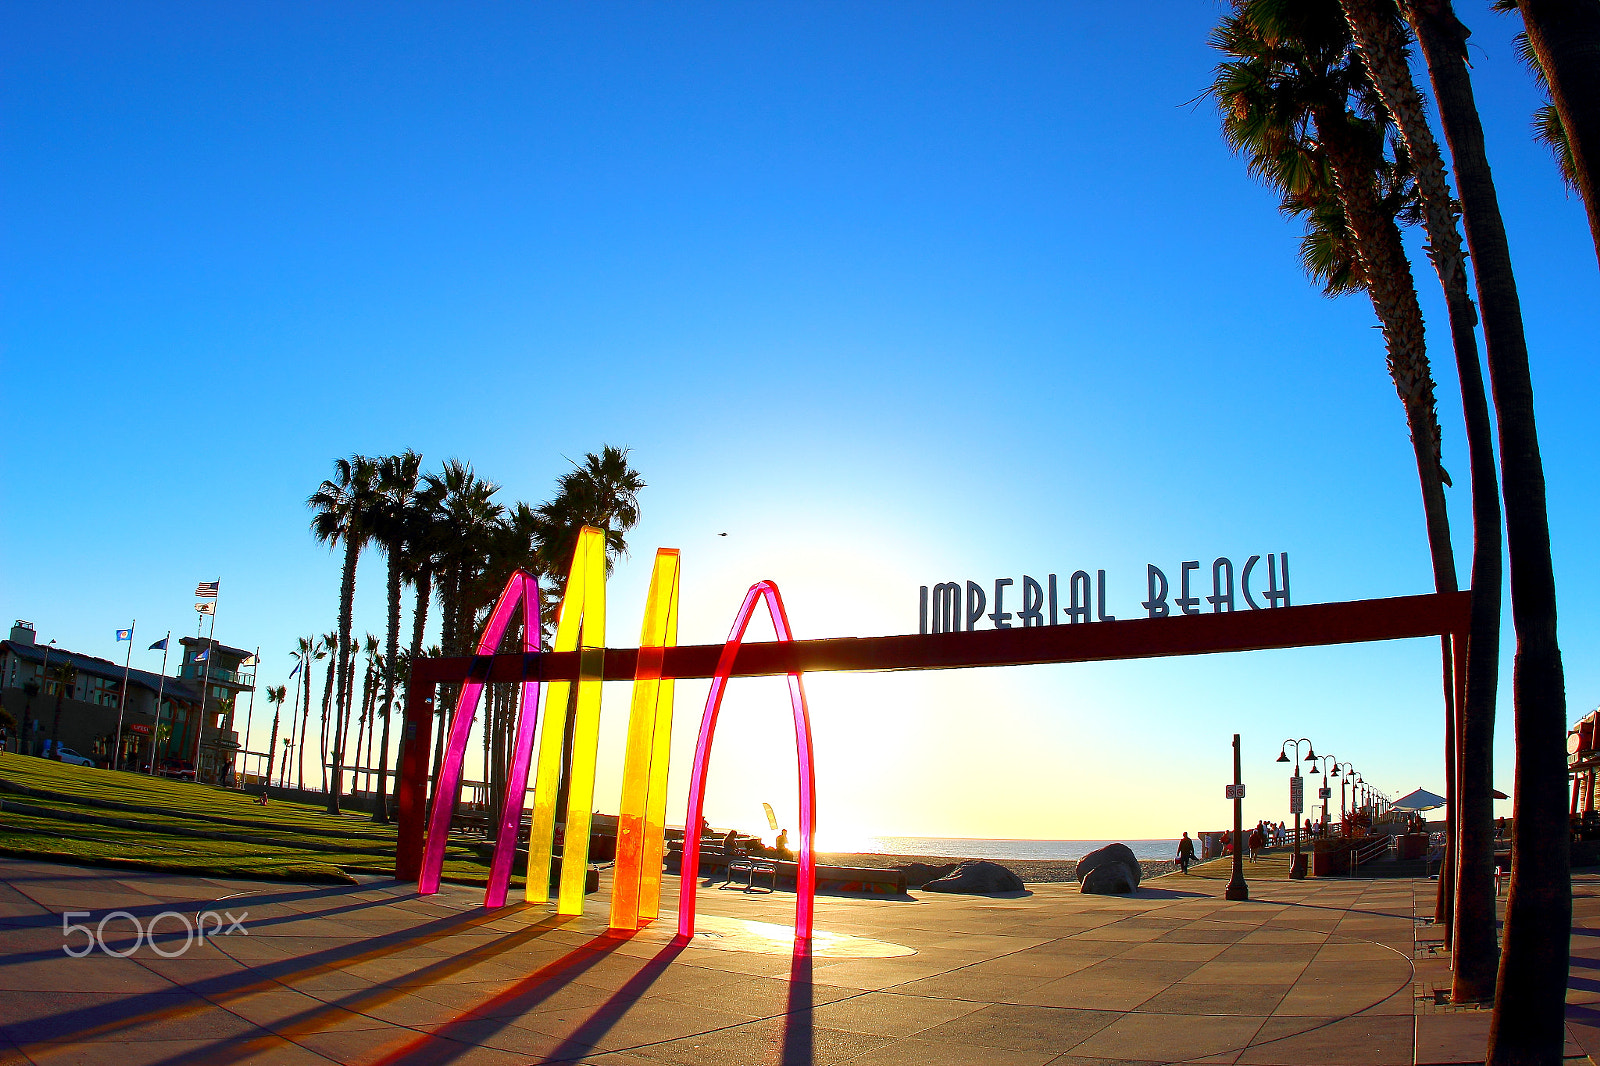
[3,1,1594,843]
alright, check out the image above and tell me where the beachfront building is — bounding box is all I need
[175,636,254,782]
[0,621,252,780]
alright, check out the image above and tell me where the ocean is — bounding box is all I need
[848,837,1181,862]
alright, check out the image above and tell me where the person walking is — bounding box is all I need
[1248,824,1265,862]
[1176,832,1196,874]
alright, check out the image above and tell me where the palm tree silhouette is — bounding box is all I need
[309,455,382,814]
[371,449,425,822]
[263,685,287,789]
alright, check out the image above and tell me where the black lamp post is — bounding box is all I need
[1334,761,1357,820]
[1307,755,1338,834]
[1277,738,1315,879]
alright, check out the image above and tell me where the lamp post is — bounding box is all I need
[1307,755,1338,835]
[1333,761,1357,820]
[1277,738,1315,879]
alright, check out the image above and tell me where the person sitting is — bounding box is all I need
[774,829,793,861]
[1176,832,1195,874]
[723,828,740,858]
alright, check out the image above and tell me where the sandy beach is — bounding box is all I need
[816,850,1178,885]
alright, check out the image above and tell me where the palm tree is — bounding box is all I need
[371,449,424,823]
[1396,2,1573,1056]
[1510,0,1600,266]
[263,685,287,788]
[423,460,505,788]
[1212,0,1464,931]
[293,635,322,792]
[531,446,647,815]
[1337,0,1503,1001]
[309,455,383,814]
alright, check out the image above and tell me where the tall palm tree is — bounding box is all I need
[1397,2,1573,1057]
[263,685,287,789]
[309,455,383,814]
[424,460,505,788]
[1337,0,1503,1001]
[531,446,647,815]
[1212,0,1463,929]
[293,635,322,792]
[371,449,424,823]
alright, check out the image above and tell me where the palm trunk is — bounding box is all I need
[296,680,310,791]
[1403,4,1572,1060]
[392,568,431,818]
[319,653,335,791]
[374,554,404,824]
[265,709,280,786]
[329,538,358,814]
[1340,0,1504,999]
[1516,0,1600,267]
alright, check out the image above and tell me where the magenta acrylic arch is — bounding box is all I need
[677,579,817,945]
[417,568,542,907]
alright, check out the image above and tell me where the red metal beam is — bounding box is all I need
[408,591,1471,684]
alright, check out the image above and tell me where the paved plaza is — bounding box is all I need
[0,858,1596,1065]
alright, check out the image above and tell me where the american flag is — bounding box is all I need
[195,581,219,598]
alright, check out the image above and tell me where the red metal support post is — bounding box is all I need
[395,682,436,883]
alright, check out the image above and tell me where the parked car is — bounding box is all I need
[159,758,196,782]
[41,742,93,767]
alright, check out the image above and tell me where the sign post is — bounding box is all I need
[1226,733,1248,901]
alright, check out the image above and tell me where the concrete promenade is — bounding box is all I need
[0,857,1595,1065]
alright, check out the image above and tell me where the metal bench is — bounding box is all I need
[725,856,777,892]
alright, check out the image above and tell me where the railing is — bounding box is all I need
[1350,835,1391,873]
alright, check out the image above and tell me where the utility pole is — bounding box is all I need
[1226,732,1249,901]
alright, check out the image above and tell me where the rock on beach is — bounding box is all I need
[920,860,1025,894]
[1077,842,1143,895]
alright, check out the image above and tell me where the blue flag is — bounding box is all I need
[195,649,209,662]
[148,638,167,651]
[288,658,302,677]
[116,628,133,641]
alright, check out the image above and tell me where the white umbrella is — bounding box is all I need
[1390,788,1447,811]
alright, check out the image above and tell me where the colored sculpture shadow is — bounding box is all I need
[677,579,818,947]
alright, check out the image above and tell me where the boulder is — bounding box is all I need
[1077,843,1143,895]
[920,860,1025,894]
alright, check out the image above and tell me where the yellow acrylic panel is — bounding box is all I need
[523,526,605,906]
[609,548,680,930]
[556,531,607,915]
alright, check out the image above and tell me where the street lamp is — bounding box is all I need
[1278,738,1315,879]
[1334,761,1357,819]
[1307,754,1338,833]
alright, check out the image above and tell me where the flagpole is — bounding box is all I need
[192,581,219,776]
[148,633,170,775]
[238,646,259,788]
[113,620,134,772]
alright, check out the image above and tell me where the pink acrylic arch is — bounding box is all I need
[678,580,817,945]
[417,569,542,907]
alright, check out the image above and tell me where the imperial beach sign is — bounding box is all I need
[918,553,1291,633]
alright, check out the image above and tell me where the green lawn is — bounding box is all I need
[0,755,504,886]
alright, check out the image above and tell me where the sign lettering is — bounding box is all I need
[920,553,1291,633]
